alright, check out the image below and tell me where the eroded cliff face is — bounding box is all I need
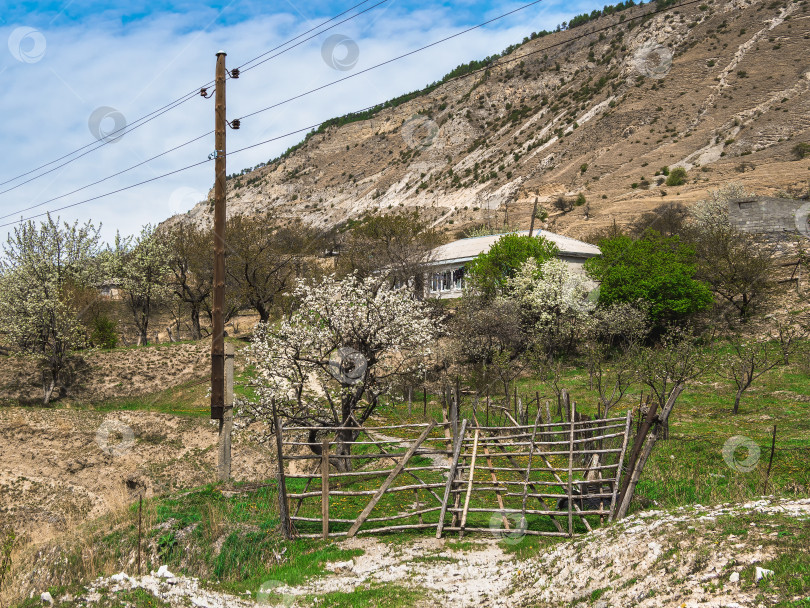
[175,0,810,241]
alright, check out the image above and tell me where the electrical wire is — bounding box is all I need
[0,0,392,193]
[2,0,707,228]
[0,131,213,221]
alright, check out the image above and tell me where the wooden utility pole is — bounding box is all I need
[211,50,227,422]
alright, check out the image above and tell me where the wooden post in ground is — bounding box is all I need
[321,438,330,540]
[608,410,634,522]
[272,400,293,540]
[616,384,684,520]
[437,419,468,538]
[763,425,777,495]
[137,494,142,575]
[218,343,234,482]
[459,429,480,536]
[567,401,576,537]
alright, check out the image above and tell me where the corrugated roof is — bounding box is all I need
[428,230,601,265]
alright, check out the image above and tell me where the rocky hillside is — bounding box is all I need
[175,0,810,240]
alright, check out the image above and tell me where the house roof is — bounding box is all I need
[427,230,601,266]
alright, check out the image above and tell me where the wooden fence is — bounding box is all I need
[274,403,633,540]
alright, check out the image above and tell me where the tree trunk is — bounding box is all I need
[257,302,270,324]
[733,388,743,414]
[190,307,202,340]
[42,369,56,405]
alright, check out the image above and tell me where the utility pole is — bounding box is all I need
[211,50,227,422]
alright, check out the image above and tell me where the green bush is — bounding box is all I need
[792,142,810,159]
[585,231,712,326]
[91,316,118,349]
[575,193,587,206]
[466,233,558,298]
[665,167,688,186]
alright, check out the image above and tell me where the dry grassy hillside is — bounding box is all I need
[174,0,810,240]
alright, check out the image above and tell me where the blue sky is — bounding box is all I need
[0,0,608,244]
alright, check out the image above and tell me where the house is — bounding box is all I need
[424,229,601,299]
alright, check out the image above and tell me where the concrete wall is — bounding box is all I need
[728,196,807,234]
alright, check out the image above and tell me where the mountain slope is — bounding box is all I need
[177,0,810,240]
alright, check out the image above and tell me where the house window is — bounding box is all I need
[453,267,465,290]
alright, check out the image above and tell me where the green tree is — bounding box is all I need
[106,225,170,346]
[338,211,443,295]
[163,221,212,339]
[585,231,712,327]
[0,215,101,403]
[226,215,318,323]
[465,233,558,298]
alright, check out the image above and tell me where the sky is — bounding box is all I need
[0,0,609,245]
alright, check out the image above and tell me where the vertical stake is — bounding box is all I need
[567,401,576,537]
[423,373,428,417]
[137,494,142,576]
[211,50,228,422]
[273,400,292,539]
[321,438,330,540]
[763,425,777,495]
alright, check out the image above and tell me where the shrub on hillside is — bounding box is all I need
[665,167,688,186]
[91,316,118,349]
[793,142,810,160]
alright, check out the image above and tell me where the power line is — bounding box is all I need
[3,0,705,228]
[0,92,202,199]
[0,0,392,194]
[0,131,213,221]
[0,122,323,229]
[237,0,392,73]
[3,0,538,221]
[237,0,547,121]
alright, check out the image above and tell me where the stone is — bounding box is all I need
[755,567,774,583]
[729,572,740,583]
[111,572,129,583]
[40,592,53,605]
[156,565,175,579]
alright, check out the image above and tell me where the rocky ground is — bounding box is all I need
[0,407,273,545]
[42,497,809,608]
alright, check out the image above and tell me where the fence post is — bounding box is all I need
[272,400,292,539]
[763,425,777,495]
[567,400,576,537]
[321,438,330,540]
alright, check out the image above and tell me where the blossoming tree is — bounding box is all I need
[507,257,595,355]
[243,273,440,470]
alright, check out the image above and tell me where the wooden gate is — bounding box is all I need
[275,407,632,539]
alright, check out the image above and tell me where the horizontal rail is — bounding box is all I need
[296,523,439,537]
[440,526,571,537]
[291,506,442,524]
[287,482,445,498]
[282,449,452,460]
[446,507,610,516]
[283,423,448,431]
[285,466,445,479]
